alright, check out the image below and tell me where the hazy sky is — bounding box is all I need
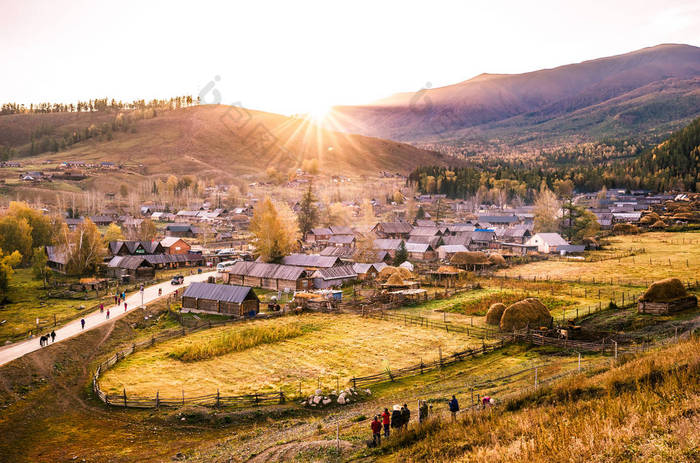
[1,0,699,115]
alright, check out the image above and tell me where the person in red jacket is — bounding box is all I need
[370,415,382,446]
[381,408,391,437]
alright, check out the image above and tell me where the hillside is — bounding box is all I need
[0,105,448,180]
[327,44,700,149]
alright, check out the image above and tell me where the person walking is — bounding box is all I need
[80,318,86,330]
[449,395,459,421]
[158,288,162,297]
[114,294,118,305]
[371,416,382,446]
[124,302,128,312]
[391,405,403,432]
[381,408,391,438]
[401,404,410,430]
[100,303,104,313]
[50,330,56,343]
[39,335,46,347]
[106,309,110,319]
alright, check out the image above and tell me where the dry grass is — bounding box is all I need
[381,336,700,463]
[99,313,482,397]
[496,232,700,283]
[168,322,316,362]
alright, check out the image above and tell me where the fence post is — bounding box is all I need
[352,377,356,389]
[123,388,127,407]
[216,389,220,408]
[182,389,185,406]
[156,390,160,409]
[534,367,538,389]
[279,390,285,404]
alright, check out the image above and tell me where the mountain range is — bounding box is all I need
[326,44,700,151]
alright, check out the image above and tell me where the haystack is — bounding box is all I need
[488,253,507,267]
[499,298,553,331]
[396,266,413,280]
[612,223,639,235]
[639,212,660,225]
[378,266,398,281]
[650,220,667,229]
[385,273,407,287]
[451,251,489,267]
[485,303,506,325]
[639,278,688,302]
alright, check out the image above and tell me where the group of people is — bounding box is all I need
[370,404,412,446]
[38,330,56,347]
[370,397,459,446]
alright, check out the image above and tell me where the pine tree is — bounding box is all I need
[297,185,318,238]
[394,241,408,266]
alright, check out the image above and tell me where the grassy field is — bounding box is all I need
[99,312,484,398]
[0,268,115,342]
[496,231,700,284]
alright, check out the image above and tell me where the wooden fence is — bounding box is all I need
[350,340,507,388]
[360,309,499,340]
[92,311,287,409]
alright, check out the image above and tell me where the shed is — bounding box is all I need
[311,265,357,289]
[225,261,312,291]
[182,282,259,316]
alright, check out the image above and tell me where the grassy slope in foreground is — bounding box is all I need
[378,334,700,463]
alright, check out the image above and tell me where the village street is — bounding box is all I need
[0,271,216,367]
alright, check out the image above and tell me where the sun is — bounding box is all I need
[305,103,332,123]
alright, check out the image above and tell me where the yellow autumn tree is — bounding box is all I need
[103,223,124,243]
[250,198,298,263]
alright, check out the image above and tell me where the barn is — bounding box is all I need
[182,282,259,316]
[311,265,357,289]
[224,261,312,292]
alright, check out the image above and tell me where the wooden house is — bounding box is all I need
[107,256,156,279]
[311,265,357,289]
[108,240,164,257]
[160,237,192,255]
[182,282,259,316]
[224,261,312,292]
[371,222,413,239]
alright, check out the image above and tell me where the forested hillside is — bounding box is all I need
[409,117,700,198]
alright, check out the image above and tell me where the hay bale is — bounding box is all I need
[451,251,489,266]
[485,303,506,325]
[396,266,413,279]
[378,266,398,281]
[499,298,553,331]
[650,220,667,229]
[639,212,660,224]
[612,223,639,235]
[488,253,507,267]
[640,278,688,302]
[385,273,406,286]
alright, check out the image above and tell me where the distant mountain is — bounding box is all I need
[0,105,449,186]
[327,44,700,149]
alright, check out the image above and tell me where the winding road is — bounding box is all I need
[0,271,217,367]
